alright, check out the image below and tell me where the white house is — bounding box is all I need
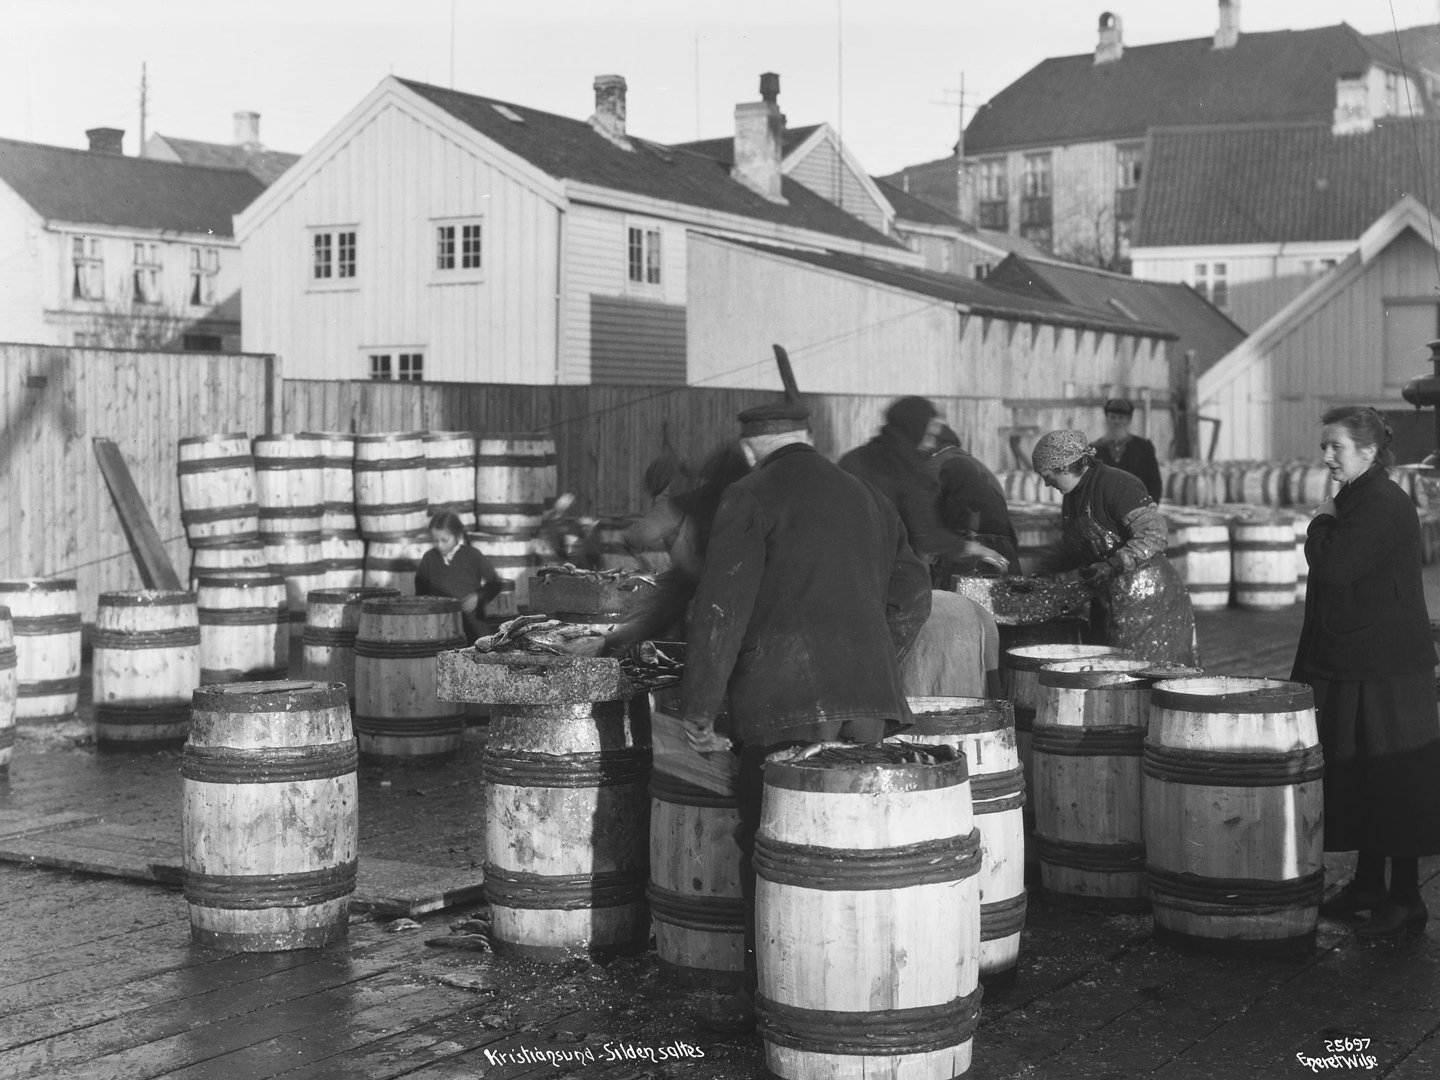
[0,128,263,350]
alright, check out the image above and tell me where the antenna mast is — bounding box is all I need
[139,62,147,150]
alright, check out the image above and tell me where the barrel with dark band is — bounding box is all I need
[0,578,82,720]
[319,530,366,591]
[182,680,358,951]
[0,607,16,770]
[475,434,557,533]
[189,540,272,590]
[1292,516,1309,602]
[302,587,401,698]
[196,576,289,684]
[466,531,538,616]
[1143,677,1323,955]
[302,431,357,533]
[352,596,467,759]
[1032,658,1155,911]
[93,590,201,744]
[252,434,325,537]
[756,743,982,1080]
[904,696,1027,985]
[425,432,477,529]
[177,433,260,548]
[354,432,428,540]
[363,533,430,597]
[1182,523,1231,611]
[1231,521,1296,611]
[484,698,651,961]
[263,532,328,635]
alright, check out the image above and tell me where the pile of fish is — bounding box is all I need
[531,564,657,587]
[618,640,684,691]
[952,575,1093,625]
[472,614,603,655]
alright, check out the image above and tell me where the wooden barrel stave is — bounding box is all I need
[302,586,401,698]
[354,433,428,539]
[425,432,478,528]
[252,434,325,536]
[1231,521,1296,610]
[1183,523,1231,611]
[362,533,430,597]
[352,596,467,759]
[319,531,366,591]
[475,435,557,533]
[197,576,290,684]
[0,578,82,719]
[264,533,328,635]
[0,607,15,768]
[189,540,272,590]
[466,531,541,614]
[302,432,357,533]
[93,590,201,743]
[177,433,260,548]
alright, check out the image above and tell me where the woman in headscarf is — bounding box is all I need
[1032,429,1197,665]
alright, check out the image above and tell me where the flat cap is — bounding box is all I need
[1103,398,1134,416]
[737,399,810,436]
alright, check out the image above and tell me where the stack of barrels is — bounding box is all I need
[357,432,430,596]
[254,434,328,636]
[1163,506,1308,610]
[466,434,558,618]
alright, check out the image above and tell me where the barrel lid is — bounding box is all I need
[1004,644,1127,671]
[764,741,967,793]
[0,578,77,593]
[178,433,249,446]
[1038,658,1154,688]
[1151,676,1314,714]
[99,590,197,607]
[192,680,349,713]
[360,595,462,615]
[308,587,401,605]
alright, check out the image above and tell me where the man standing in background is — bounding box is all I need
[1092,398,1163,501]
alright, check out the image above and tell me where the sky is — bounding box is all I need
[3,1,1440,176]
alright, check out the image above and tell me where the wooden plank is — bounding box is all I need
[648,700,738,796]
[351,859,486,917]
[91,438,182,591]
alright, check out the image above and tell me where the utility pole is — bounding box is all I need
[449,0,456,89]
[139,62,147,151]
[956,71,965,223]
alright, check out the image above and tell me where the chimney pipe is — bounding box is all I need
[591,74,630,149]
[233,111,261,148]
[1095,12,1124,65]
[86,127,124,155]
[1215,0,1240,50]
[732,72,788,204]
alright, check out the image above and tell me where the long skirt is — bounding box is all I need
[1310,671,1440,856]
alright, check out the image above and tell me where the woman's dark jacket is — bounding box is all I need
[1291,465,1437,681]
[414,545,501,641]
[681,443,932,745]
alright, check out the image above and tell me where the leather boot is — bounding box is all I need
[1356,898,1429,938]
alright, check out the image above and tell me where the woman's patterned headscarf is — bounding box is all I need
[1031,430,1094,472]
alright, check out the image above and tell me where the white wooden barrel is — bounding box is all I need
[0,607,15,769]
[189,540,272,590]
[1231,520,1296,610]
[302,586,401,699]
[1290,463,1335,506]
[904,697,1026,985]
[1291,515,1309,602]
[196,576,289,684]
[352,596,468,759]
[93,590,201,744]
[466,531,540,615]
[1144,677,1323,955]
[756,743,981,1080]
[303,431,357,533]
[252,434,325,537]
[263,532,328,635]
[362,533,430,597]
[354,432,428,539]
[0,579,82,720]
[485,698,651,961]
[425,431,477,529]
[182,680,357,951]
[177,433,260,548]
[320,530,366,591]
[1032,659,1155,911]
[474,434,557,533]
[1183,523,1231,611]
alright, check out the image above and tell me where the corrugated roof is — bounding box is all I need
[1134,118,1440,247]
[151,135,300,186]
[0,138,267,236]
[399,81,902,249]
[985,254,1246,374]
[673,125,822,166]
[965,23,1397,155]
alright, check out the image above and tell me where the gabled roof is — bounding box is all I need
[148,135,300,186]
[871,176,1050,259]
[1369,24,1440,78]
[965,23,1400,155]
[985,253,1246,373]
[673,125,822,166]
[876,155,958,219]
[397,81,903,250]
[1134,118,1440,248]
[0,138,267,236]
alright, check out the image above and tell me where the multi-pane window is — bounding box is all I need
[72,236,104,300]
[313,233,332,279]
[398,353,423,381]
[369,353,390,380]
[190,247,219,305]
[369,352,424,381]
[627,226,661,284]
[1193,262,1229,308]
[1116,145,1143,190]
[1021,153,1052,198]
[312,230,356,280]
[337,231,356,278]
[977,159,1008,202]
[132,243,162,304]
[436,222,482,271]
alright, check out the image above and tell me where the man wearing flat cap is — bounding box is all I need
[1092,398,1163,501]
[680,397,932,1027]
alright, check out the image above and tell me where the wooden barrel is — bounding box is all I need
[1164,519,1189,578]
[1143,677,1323,955]
[182,680,358,951]
[466,531,539,615]
[263,532,328,635]
[425,432,477,529]
[189,540,272,589]
[93,590,201,744]
[1032,659,1155,911]
[302,586,401,698]
[303,431,357,533]
[354,432,428,539]
[196,576,289,684]
[475,434,556,533]
[1231,520,1296,610]
[0,607,15,770]
[252,434,325,536]
[484,697,651,961]
[755,743,981,1080]
[177,433,260,548]
[320,530,366,591]
[0,579,82,720]
[352,597,468,759]
[904,697,1027,984]
[1183,523,1231,611]
[1291,515,1309,602]
[1014,516,1063,575]
[363,533,430,597]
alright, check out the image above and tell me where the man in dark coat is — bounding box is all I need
[680,398,932,1029]
[1091,398,1163,501]
[928,423,1020,577]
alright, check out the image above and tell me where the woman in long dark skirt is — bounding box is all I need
[1293,406,1440,937]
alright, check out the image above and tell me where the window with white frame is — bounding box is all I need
[312,229,357,282]
[436,221,483,272]
[627,225,661,285]
[368,351,424,382]
[1021,153,1052,198]
[977,159,1008,202]
[190,247,219,305]
[72,236,104,301]
[132,242,161,304]
[1192,262,1229,308]
[1116,144,1143,190]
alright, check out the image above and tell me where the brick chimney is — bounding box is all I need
[1214,0,1240,50]
[1095,12,1124,65]
[86,127,124,154]
[732,73,788,204]
[591,75,631,149]
[233,111,261,149]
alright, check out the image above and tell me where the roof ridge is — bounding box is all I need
[0,135,278,178]
[1030,23,1344,67]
